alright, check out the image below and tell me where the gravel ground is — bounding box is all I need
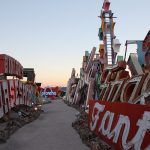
[0,99,89,150]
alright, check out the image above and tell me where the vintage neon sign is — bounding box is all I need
[88,101,150,150]
[41,87,57,97]
[41,91,56,96]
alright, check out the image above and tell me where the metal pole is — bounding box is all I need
[124,40,128,61]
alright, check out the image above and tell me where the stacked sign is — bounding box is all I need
[0,80,37,118]
[0,54,37,118]
[0,54,23,78]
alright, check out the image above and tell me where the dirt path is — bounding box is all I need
[0,99,89,150]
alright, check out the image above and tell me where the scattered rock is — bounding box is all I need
[0,104,42,143]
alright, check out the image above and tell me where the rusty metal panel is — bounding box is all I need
[107,79,126,102]
[0,84,4,118]
[120,74,147,103]
[14,80,20,105]
[8,79,16,108]
[127,53,143,75]
[142,30,150,51]
[115,70,130,80]
[86,79,95,106]
[85,47,96,73]
[19,81,24,105]
[1,80,10,113]
[142,73,150,92]
[133,73,150,104]
[134,89,150,104]
[99,83,110,100]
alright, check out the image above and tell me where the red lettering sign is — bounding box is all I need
[88,100,150,150]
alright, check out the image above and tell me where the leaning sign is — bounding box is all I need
[88,100,150,150]
[142,30,150,51]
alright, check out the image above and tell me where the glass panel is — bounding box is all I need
[107,40,111,42]
[105,18,110,22]
[107,46,111,49]
[107,55,112,59]
[107,41,111,43]
[106,37,111,39]
[107,52,112,55]
[107,51,112,54]
[105,20,110,23]
[107,49,112,51]
[107,52,112,54]
[107,47,111,50]
[107,54,112,56]
[107,44,111,46]
[107,44,111,47]
[106,34,111,37]
[107,49,112,53]
[106,36,111,38]
[106,38,111,41]
[108,59,112,61]
[105,13,109,17]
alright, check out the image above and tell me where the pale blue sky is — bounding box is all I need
[0,0,149,87]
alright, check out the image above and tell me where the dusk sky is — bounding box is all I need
[0,0,149,87]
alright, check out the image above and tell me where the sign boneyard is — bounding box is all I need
[65,0,150,149]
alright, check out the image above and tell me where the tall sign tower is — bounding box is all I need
[98,0,121,70]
